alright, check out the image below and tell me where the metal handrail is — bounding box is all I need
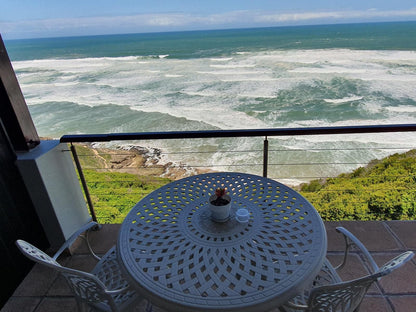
[60,124,416,223]
[60,124,416,142]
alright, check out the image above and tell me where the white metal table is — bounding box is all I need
[117,172,327,312]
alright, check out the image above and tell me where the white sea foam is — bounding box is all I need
[210,57,233,61]
[386,106,416,113]
[16,49,416,123]
[324,96,364,104]
[196,70,268,76]
[13,48,416,183]
[209,64,256,68]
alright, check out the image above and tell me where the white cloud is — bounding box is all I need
[2,8,416,39]
[254,8,416,23]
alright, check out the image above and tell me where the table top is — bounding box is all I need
[117,172,327,312]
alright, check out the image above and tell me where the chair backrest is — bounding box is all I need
[16,239,119,312]
[306,251,414,312]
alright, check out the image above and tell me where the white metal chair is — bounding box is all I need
[280,226,414,312]
[16,221,143,312]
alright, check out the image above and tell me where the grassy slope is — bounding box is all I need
[84,170,171,223]
[74,144,171,223]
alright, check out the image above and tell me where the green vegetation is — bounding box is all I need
[72,143,171,223]
[83,169,171,223]
[300,150,416,221]
[76,143,416,223]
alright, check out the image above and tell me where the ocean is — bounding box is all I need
[4,21,416,184]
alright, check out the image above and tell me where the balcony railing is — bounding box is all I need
[60,124,416,223]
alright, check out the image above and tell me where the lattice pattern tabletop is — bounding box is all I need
[117,172,327,312]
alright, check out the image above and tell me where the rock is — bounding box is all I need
[72,142,213,180]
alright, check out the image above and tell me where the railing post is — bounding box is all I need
[70,143,98,223]
[263,136,269,178]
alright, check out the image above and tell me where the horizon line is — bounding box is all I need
[3,19,416,41]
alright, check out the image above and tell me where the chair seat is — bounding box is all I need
[16,222,143,312]
[91,246,138,309]
[283,258,342,309]
[279,227,414,312]
[313,258,343,287]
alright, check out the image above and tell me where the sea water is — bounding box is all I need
[5,22,416,184]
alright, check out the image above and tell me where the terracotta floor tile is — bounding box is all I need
[339,221,401,252]
[0,297,41,312]
[4,223,416,312]
[360,296,393,312]
[389,295,416,312]
[12,264,58,297]
[373,254,416,294]
[34,298,77,312]
[386,221,416,250]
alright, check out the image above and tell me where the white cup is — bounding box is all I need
[236,208,249,223]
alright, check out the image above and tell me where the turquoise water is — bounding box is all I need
[6,22,416,61]
[4,22,416,183]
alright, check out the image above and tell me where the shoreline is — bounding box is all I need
[70,142,306,189]
[54,138,398,188]
[72,142,213,181]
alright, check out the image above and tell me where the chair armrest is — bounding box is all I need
[281,301,308,310]
[82,229,102,261]
[53,221,100,260]
[335,227,379,273]
[378,251,414,276]
[104,285,131,295]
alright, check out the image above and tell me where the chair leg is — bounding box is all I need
[75,298,90,312]
[145,300,153,312]
[353,301,364,312]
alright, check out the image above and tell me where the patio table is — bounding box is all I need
[117,172,327,312]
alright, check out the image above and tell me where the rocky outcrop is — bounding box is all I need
[73,143,211,180]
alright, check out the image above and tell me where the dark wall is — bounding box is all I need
[0,120,47,308]
[0,35,47,308]
[0,35,39,151]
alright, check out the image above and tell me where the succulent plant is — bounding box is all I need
[211,187,230,206]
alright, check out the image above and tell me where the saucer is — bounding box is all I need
[236,216,249,223]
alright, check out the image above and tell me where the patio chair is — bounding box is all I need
[16,221,143,312]
[280,226,414,312]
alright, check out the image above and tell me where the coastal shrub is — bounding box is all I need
[402,192,416,220]
[76,145,416,222]
[300,179,324,192]
[301,149,416,221]
[367,189,402,220]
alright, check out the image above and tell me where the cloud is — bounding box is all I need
[2,8,416,39]
[255,8,416,23]
[1,14,194,38]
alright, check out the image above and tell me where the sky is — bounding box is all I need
[1,0,416,39]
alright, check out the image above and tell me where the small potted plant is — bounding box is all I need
[209,187,231,222]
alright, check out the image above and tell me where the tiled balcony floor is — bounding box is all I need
[2,221,416,312]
